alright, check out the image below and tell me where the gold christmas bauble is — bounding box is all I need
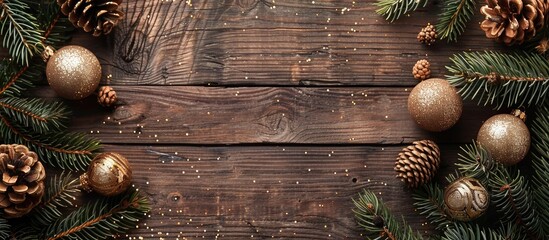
[46,45,101,100]
[408,78,463,132]
[477,114,530,166]
[444,177,489,221]
[80,152,132,196]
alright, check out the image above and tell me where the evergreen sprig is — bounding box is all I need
[0,97,69,134]
[441,223,504,240]
[0,216,9,239]
[375,0,429,22]
[436,0,476,42]
[446,51,549,109]
[0,0,44,66]
[531,104,549,236]
[455,142,494,185]
[27,172,80,228]
[353,190,423,240]
[489,166,544,239]
[43,188,150,240]
[412,182,453,231]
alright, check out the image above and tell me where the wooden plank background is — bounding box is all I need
[29,0,509,239]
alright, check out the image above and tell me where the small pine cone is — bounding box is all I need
[395,140,440,188]
[412,59,431,81]
[98,86,117,107]
[417,23,437,45]
[0,144,46,218]
[57,0,124,36]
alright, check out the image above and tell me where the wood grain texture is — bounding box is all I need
[105,144,462,239]
[65,86,497,145]
[95,0,502,86]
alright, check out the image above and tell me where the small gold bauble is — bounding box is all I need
[477,114,530,166]
[80,152,132,197]
[444,177,489,221]
[407,78,463,132]
[46,45,101,100]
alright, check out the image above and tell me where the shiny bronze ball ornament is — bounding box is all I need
[477,112,530,166]
[80,152,132,197]
[45,45,102,100]
[444,177,489,221]
[408,78,463,132]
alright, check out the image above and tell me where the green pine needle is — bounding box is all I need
[489,166,544,239]
[446,51,549,109]
[455,142,495,185]
[531,104,549,236]
[0,216,9,239]
[0,97,70,134]
[441,223,504,240]
[436,0,476,42]
[0,0,44,66]
[375,0,429,22]
[27,172,80,228]
[412,182,454,231]
[0,117,100,170]
[44,188,150,240]
[353,189,424,240]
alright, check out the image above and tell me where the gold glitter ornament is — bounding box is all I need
[407,78,463,132]
[444,177,489,221]
[477,113,530,166]
[46,45,102,100]
[80,152,132,197]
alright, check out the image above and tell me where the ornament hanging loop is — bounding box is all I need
[41,45,56,62]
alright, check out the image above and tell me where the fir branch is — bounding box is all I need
[436,0,476,42]
[0,116,100,171]
[441,223,504,240]
[489,166,544,239]
[446,51,549,109]
[0,0,44,66]
[27,172,80,228]
[0,60,32,97]
[375,0,429,22]
[455,142,494,185]
[0,216,9,239]
[531,104,549,236]
[44,188,150,240]
[412,182,453,231]
[353,189,424,240]
[0,97,70,134]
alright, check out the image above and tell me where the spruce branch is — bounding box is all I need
[0,216,9,239]
[0,116,100,171]
[531,104,549,236]
[353,189,424,240]
[44,188,150,240]
[0,97,70,134]
[441,223,504,240]
[27,172,80,228]
[455,142,495,185]
[412,182,453,231]
[489,166,544,239]
[0,0,44,66]
[446,51,549,109]
[436,0,475,42]
[375,0,429,22]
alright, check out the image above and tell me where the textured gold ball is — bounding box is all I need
[46,45,101,100]
[408,78,463,132]
[80,152,132,197]
[477,114,530,166]
[444,177,489,221]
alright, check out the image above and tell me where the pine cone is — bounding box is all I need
[0,145,46,218]
[395,140,440,188]
[57,0,124,37]
[480,0,548,45]
[98,86,117,107]
[412,59,431,81]
[417,23,437,45]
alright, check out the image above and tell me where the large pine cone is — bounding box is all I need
[57,0,124,36]
[395,140,440,188]
[0,145,46,218]
[480,0,548,45]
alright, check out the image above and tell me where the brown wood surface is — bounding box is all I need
[32,0,509,239]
